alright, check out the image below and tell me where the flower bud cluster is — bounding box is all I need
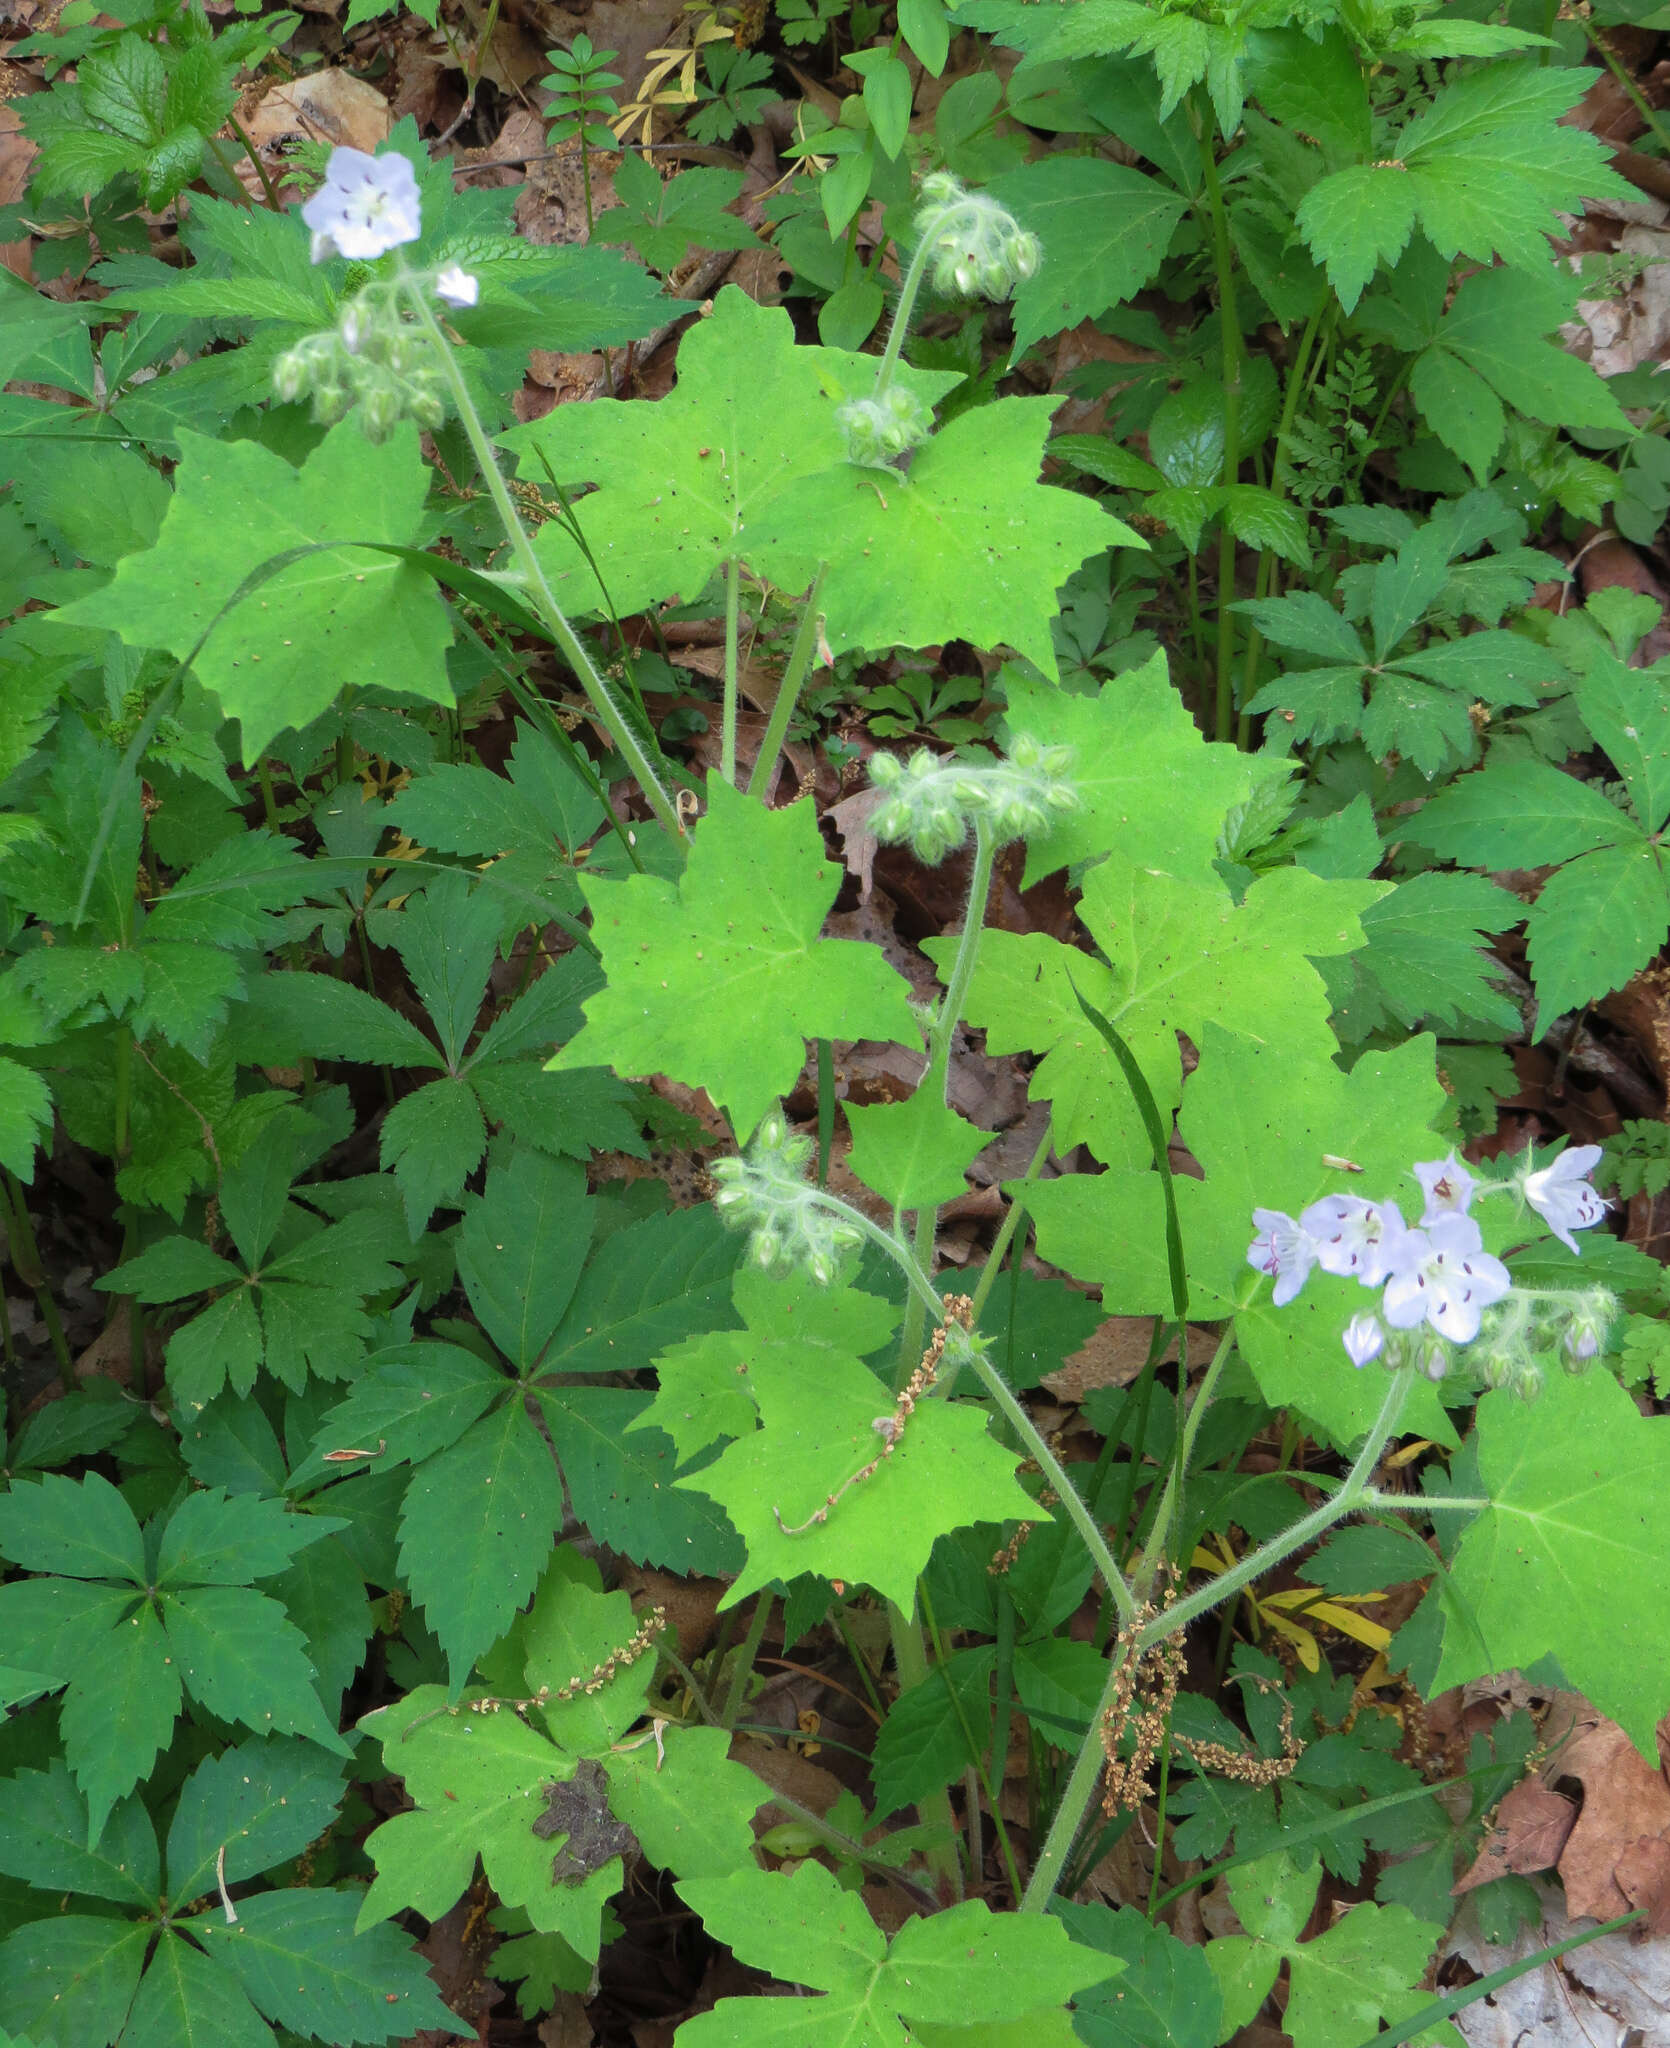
[710,1110,861,1287]
[1248,1145,1614,1396]
[273,269,475,442]
[914,172,1041,302]
[834,386,935,468]
[868,733,1078,863]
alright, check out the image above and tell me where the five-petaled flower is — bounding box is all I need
[1300,1194,1405,1286]
[1412,1153,1476,1225]
[1522,1144,1607,1255]
[303,148,422,264]
[1379,1214,1510,1345]
[1246,1208,1317,1306]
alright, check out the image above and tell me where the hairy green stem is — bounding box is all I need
[746,565,829,800]
[397,262,683,839]
[1022,1371,1411,1911]
[896,820,998,1383]
[872,197,987,397]
[722,554,742,787]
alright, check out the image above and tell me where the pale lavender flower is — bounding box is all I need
[302,148,422,264]
[1412,1153,1477,1225]
[1380,1213,1511,1345]
[1522,1144,1607,1256]
[1247,1208,1317,1306]
[1342,1312,1385,1369]
[435,264,479,307]
[1300,1194,1406,1287]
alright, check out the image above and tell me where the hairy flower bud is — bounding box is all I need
[867,739,1078,863]
[913,173,1042,305]
[835,389,934,468]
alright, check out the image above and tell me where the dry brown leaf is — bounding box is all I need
[243,70,391,163]
[0,102,36,283]
[1452,1778,1579,1895]
[1551,1715,1670,1923]
[1447,1882,1670,2045]
[1043,1318,1219,1402]
[537,1993,597,2047]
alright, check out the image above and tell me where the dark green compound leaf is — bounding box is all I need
[1055,1900,1221,2048]
[165,1737,346,1904]
[396,1393,568,1686]
[0,1761,159,1908]
[120,1929,270,2048]
[194,1889,465,2043]
[867,1646,994,1821]
[0,1916,152,2048]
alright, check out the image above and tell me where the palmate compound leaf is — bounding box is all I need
[1434,1367,1670,1752]
[1203,1851,1457,2048]
[0,1475,348,1842]
[1054,1901,1222,2048]
[1025,1025,1456,1449]
[678,1325,1036,1611]
[675,1860,1109,2047]
[1000,655,1271,887]
[358,1550,764,1959]
[1293,62,1632,311]
[500,284,961,617]
[50,421,452,761]
[554,777,919,1140]
[746,395,1136,677]
[939,855,1386,1169]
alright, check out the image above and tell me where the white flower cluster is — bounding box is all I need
[1248,1145,1613,1389]
[274,148,480,440]
[913,171,1040,302]
[711,1111,860,1287]
[868,734,1078,863]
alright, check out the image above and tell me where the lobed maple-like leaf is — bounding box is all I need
[51,423,453,761]
[1436,1368,1670,1752]
[555,778,919,1140]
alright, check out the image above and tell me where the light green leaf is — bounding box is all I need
[680,1341,1034,1610]
[556,777,918,1141]
[357,1683,617,1955]
[52,423,453,761]
[641,1266,897,1461]
[988,157,1185,354]
[1293,164,1416,312]
[845,1090,990,1211]
[677,1862,1105,2044]
[0,1054,51,1182]
[501,286,913,617]
[1526,840,1669,1023]
[946,859,1384,1167]
[747,397,1136,676]
[604,1724,764,1880]
[1028,1027,1454,1448]
[1003,655,1266,886]
[1437,1369,1670,1751]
